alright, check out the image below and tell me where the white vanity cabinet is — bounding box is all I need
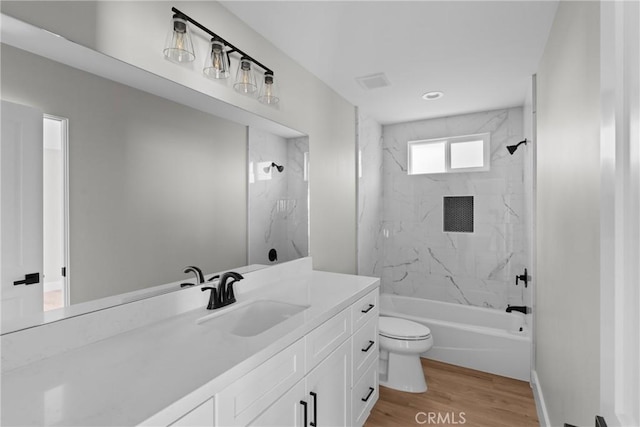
[249,289,380,427]
[217,307,353,427]
[168,288,379,427]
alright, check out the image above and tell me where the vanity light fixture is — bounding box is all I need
[422,91,444,101]
[258,71,280,105]
[234,57,258,94]
[163,7,279,105]
[203,37,230,79]
[163,13,195,63]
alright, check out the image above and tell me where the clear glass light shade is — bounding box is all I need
[163,16,195,63]
[203,40,229,79]
[233,58,258,95]
[258,73,280,105]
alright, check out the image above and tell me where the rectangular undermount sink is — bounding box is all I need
[196,300,309,337]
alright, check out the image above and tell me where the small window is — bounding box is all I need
[408,133,490,175]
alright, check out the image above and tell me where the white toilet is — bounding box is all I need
[378,316,434,393]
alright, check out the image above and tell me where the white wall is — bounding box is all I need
[1,0,357,274]
[535,2,601,426]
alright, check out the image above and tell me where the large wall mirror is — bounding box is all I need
[0,13,309,333]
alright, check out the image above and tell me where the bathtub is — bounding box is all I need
[379,293,531,381]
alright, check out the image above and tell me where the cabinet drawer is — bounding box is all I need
[352,358,378,427]
[169,399,214,426]
[351,315,378,385]
[215,339,305,426]
[351,290,379,333]
[305,308,351,372]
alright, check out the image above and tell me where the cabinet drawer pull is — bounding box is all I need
[309,392,317,426]
[361,340,375,352]
[361,387,375,402]
[300,400,308,426]
[361,304,375,314]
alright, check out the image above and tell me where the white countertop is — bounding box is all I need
[0,267,378,426]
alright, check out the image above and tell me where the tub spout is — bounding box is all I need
[506,305,530,314]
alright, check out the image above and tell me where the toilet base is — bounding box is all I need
[379,352,427,393]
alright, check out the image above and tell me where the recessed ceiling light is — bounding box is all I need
[422,91,444,101]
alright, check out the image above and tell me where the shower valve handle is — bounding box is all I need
[515,268,529,288]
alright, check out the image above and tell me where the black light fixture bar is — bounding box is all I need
[171,7,274,75]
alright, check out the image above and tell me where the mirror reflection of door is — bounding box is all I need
[1,100,43,323]
[1,101,69,325]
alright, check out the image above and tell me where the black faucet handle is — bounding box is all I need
[515,268,529,288]
[225,278,241,304]
[207,274,220,282]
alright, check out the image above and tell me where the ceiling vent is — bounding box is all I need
[355,73,391,90]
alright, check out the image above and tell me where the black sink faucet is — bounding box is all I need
[185,266,205,283]
[181,266,205,287]
[201,271,244,309]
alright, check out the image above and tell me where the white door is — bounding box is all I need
[1,100,44,325]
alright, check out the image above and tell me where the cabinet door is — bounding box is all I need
[250,380,306,427]
[215,339,305,426]
[304,339,352,427]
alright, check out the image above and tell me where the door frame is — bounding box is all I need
[43,113,70,308]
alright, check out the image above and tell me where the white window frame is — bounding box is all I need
[407,132,491,175]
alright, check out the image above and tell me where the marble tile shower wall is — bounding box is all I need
[357,112,384,277]
[381,108,526,309]
[248,128,308,265]
[286,136,310,260]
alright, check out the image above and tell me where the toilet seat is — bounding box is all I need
[379,316,431,341]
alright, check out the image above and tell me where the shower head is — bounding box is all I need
[271,162,284,173]
[506,139,527,155]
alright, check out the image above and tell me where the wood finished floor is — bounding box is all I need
[365,359,539,427]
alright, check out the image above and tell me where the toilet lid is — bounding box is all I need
[379,316,431,339]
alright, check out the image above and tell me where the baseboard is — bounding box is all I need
[531,370,551,427]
